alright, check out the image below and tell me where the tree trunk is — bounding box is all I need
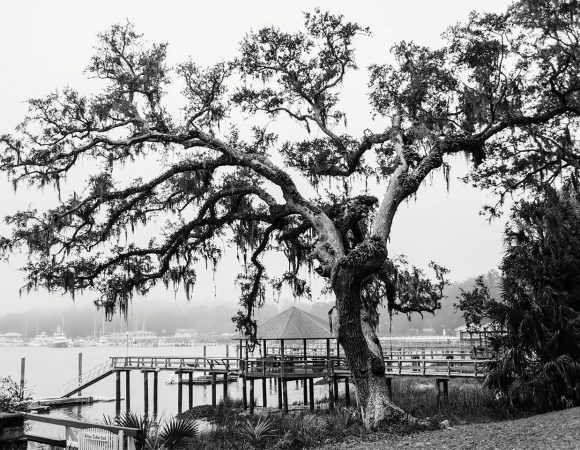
[332,238,408,429]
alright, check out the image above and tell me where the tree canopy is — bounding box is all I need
[1,0,579,427]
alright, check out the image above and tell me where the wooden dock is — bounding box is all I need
[53,349,492,416]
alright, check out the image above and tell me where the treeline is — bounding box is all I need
[0,275,498,338]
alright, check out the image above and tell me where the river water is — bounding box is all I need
[0,345,334,423]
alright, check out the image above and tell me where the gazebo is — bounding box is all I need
[234,306,348,413]
[237,306,341,360]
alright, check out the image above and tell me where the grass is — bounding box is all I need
[391,377,518,425]
[175,377,518,449]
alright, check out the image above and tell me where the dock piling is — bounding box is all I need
[277,378,282,410]
[177,372,183,414]
[222,373,228,403]
[153,371,158,417]
[308,378,314,412]
[211,373,217,407]
[345,378,350,406]
[125,371,131,412]
[282,379,288,414]
[78,353,83,397]
[115,371,121,415]
[143,372,149,416]
[249,379,255,416]
[188,372,193,409]
[328,376,335,410]
[20,357,25,400]
[241,360,247,410]
[262,377,267,407]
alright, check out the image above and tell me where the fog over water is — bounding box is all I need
[1,345,336,437]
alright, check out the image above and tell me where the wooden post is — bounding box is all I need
[242,360,248,410]
[262,377,267,407]
[226,344,229,358]
[78,353,83,397]
[19,358,25,399]
[328,375,335,410]
[222,373,228,403]
[177,372,183,414]
[188,372,193,409]
[345,378,350,406]
[277,377,283,409]
[282,379,288,413]
[153,371,158,417]
[211,373,217,407]
[333,377,339,403]
[249,379,255,416]
[115,371,121,415]
[444,379,449,402]
[385,377,392,398]
[125,371,131,411]
[303,338,308,404]
[309,378,314,412]
[263,339,267,357]
[203,346,207,371]
[143,372,149,416]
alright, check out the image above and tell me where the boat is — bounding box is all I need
[165,373,238,385]
[47,327,72,348]
[28,332,49,347]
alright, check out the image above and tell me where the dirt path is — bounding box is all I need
[319,407,580,450]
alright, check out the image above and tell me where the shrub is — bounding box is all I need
[0,376,31,413]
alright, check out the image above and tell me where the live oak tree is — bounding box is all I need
[1,0,579,428]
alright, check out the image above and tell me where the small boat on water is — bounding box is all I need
[27,332,49,347]
[46,327,72,348]
[165,373,238,385]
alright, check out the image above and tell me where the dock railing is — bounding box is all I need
[59,359,114,397]
[25,413,143,449]
[109,353,490,379]
[111,356,241,372]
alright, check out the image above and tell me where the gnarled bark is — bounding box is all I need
[332,238,408,429]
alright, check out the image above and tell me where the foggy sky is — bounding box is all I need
[0,0,510,315]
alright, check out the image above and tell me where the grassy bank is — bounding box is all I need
[176,377,518,449]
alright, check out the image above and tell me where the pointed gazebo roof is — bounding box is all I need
[254,306,334,340]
